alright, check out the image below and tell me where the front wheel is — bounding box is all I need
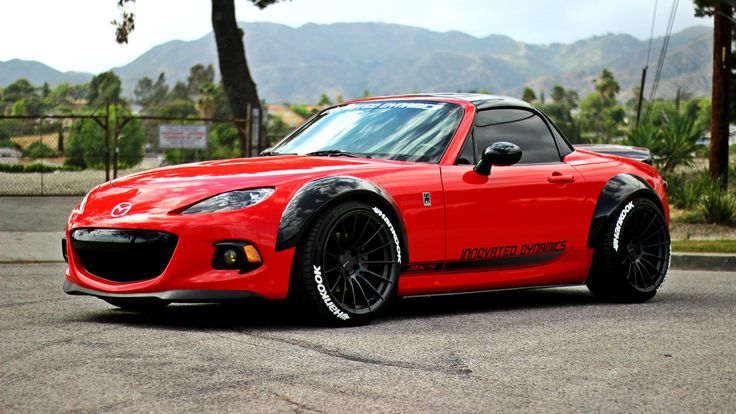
[297,201,401,325]
[587,198,670,302]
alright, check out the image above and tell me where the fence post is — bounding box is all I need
[113,103,119,179]
[104,101,110,182]
[57,122,64,155]
[39,117,44,195]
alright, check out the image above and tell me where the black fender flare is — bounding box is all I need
[587,173,665,248]
[276,176,409,261]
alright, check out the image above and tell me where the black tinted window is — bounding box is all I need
[473,109,560,164]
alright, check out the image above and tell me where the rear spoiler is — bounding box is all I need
[573,144,653,165]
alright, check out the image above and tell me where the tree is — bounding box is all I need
[135,73,169,112]
[88,71,122,107]
[187,64,215,96]
[578,69,626,142]
[317,93,333,106]
[66,105,144,168]
[540,85,581,143]
[593,68,620,106]
[134,76,153,104]
[694,0,734,188]
[113,0,287,156]
[168,82,191,101]
[521,87,536,103]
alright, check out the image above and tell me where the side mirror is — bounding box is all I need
[474,142,522,176]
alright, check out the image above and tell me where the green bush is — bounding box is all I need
[623,122,662,154]
[657,113,701,174]
[23,141,57,159]
[667,171,720,210]
[0,162,81,173]
[624,113,701,175]
[699,191,736,225]
[65,107,144,169]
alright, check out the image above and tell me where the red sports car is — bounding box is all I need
[63,94,670,325]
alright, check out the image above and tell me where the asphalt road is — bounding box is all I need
[2,264,734,413]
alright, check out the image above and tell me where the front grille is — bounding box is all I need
[71,229,178,282]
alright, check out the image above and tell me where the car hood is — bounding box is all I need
[111,155,386,190]
[77,156,402,219]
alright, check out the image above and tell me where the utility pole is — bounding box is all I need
[710,2,733,189]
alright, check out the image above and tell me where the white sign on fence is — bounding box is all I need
[159,125,207,149]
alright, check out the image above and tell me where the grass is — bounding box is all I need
[672,239,736,254]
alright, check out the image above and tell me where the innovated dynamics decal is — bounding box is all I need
[401,240,567,274]
[460,241,567,261]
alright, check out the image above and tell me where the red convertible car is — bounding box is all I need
[63,94,670,325]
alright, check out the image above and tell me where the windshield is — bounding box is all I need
[270,101,464,163]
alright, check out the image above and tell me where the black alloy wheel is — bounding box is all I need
[614,201,670,292]
[588,198,670,302]
[298,201,400,324]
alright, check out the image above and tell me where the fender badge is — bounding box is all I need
[422,192,432,207]
[111,202,133,217]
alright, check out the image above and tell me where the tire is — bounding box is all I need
[103,298,170,312]
[296,201,401,325]
[587,198,670,302]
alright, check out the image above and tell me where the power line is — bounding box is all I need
[646,0,659,68]
[645,0,679,121]
[636,0,659,126]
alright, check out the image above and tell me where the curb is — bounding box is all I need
[670,252,736,272]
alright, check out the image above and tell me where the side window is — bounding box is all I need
[473,109,561,164]
[455,131,475,165]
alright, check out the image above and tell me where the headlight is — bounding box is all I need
[181,188,275,214]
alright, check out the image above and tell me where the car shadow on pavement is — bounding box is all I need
[72,286,603,330]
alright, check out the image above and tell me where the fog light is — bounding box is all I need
[243,245,262,263]
[212,241,263,272]
[223,248,239,266]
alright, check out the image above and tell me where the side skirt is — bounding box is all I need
[400,283,585,299]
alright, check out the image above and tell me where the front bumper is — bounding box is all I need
[64,193,296,300]
[63,280,264,302]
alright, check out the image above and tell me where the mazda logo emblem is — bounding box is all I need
[111,202,133,217]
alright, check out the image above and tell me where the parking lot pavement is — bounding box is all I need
[0,197,78,262]
[2,264,734,412]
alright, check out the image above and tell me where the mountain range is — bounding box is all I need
[0,22,713,104]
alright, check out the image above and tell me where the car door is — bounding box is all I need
[440,108,591,288]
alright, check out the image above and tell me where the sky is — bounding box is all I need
[0,0,711,74]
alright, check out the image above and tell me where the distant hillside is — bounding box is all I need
[0,59,92,87]
[2,23,713,104]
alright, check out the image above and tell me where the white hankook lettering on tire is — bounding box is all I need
[313,265,350,320]
[613,201,635,251]
[372,206,401,263]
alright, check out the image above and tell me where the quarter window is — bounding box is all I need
[472,109,561,164]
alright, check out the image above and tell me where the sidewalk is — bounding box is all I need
[1,197,735,270]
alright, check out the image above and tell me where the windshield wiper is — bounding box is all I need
[260,150,297,156]
[306,150,370,158]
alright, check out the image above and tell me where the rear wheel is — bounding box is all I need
[297,201,401,325]
[587,198,670,302]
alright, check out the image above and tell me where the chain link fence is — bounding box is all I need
[0,112,254,196]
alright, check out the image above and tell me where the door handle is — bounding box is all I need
[548,173,575,184]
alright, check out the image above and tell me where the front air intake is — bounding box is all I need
[71,229,178,282]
